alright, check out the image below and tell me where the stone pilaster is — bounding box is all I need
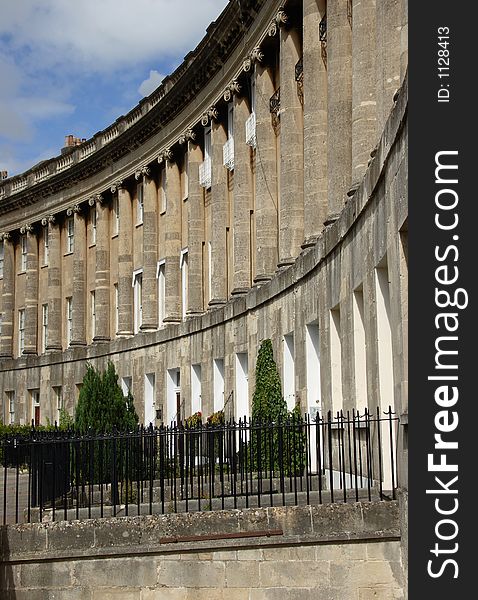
[0,233,14,358]
[376,0,401,131]
[45,216,62,351]
[279,23,304,267]
[232,94,252,293]
[254,64,278,283]
[93,196,110,341]
[23,226,38,354]
[326,0,352,222]
[116,182,133,336]
[400,0,408,81]
[163,161,181,323]
[303,0,327,243]
[187,140,204,314]
[351,0,377,190]
[140,166,159,330]
[70,207,86,346]
[209,121,228,305]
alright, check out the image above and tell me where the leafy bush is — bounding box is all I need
[74,362,139,433]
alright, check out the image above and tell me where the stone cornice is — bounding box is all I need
[0,0,282,220]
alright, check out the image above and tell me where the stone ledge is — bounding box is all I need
[1,501,400,564]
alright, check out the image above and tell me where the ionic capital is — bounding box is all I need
[243,47,264,72]
[158,149,173,164]
[20,224,34,235]
[0,232,11,242]
[41,215,56,227]
[179,129,196,145]
[223,80,241,102]
[268,9,288,37]
[135,165,151,180]
[110,180,124,194]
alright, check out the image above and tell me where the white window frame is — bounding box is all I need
[91,291,96,339]
[91,206,97,245]
[160,166,167,214]
[113,194,120,236]
[208,241,212,303]
[42,304,48,353]
[20,235,27,271]
[31,389,40,426]
[182,154,189,201]
[66,217,74,253]
[137,183,144,225]
[66,297,73,346]
[0,240,4,277]
[132,268,143,333]
[18,308,25,355]
[180,248,188,320]
[114,283,119,335]
[53,386,63,422]
[7,391,15,425]
[43,228,49,265]
[156,259,166,328]
[199,126,212,189]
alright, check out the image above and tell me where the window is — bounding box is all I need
[208,241,212,302]
[213,358,225,412]
[180,249,188,319]
[91,206,97,245]
[43,228,49,265]
[6,391,15,425]
[235,353,249,421]
[53,386,63,422]
[329,307,343,415]
[90,291,96,339]
[121,377,132,397]
[191,364,202,415]
[113,194,120,235]
[353,289,368,412]
[160,167,167,214]
[245,75,256,148]
[133,269,143,333]
[66,297,73,346]
[199,126,212,189]
[137,183,144,224]
[157,260,166,328]
[18,309,25,355]
[283,334,295,411]
[114,283,119,335]
[20,235,27,271]
[66,217,74,253]
[41,304,48,353]
[31,390,40,427]
[0,240,4,277]
[182,155,189,201]
[223,103,235,170]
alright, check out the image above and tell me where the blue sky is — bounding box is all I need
[0,0,228,177]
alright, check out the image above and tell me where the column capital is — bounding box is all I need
[223,80,241,102]
[200,107,219,127]
[158,149,173,164]
[20,224,35,235]
[243,47,264,72]
[178,129,196,145]
[268,10,288,37]
[135,165,151,180]
[0,231,12,242]
[110,179,124,194]
[41,215,56,226]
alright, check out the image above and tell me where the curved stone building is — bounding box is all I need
[0,0,408,477]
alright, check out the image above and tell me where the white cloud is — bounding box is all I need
[138,70,165,97]
[0,0,228,73]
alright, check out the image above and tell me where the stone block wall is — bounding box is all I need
[0,502,404,599]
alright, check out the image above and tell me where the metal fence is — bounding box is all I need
[0,407,398,525]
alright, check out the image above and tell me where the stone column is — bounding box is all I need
[326,0,352,222]
[210,120,228,305]
[115,182,133,336]
[279,23,304,266]
[46,216,62,351]
[303,0,328,244]
[376,0,401,131]
[254,64,278,283]
[23,225,38,354]
[232,94,252,293]
[351,0,377,190]
[70,206,86,346]
[163,160,181,323]
[0,233,14,358]
[93,195,110,341]
[187,140,204,314]
[400,0,408,82]
[140,166,159,330]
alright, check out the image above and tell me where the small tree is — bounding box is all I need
[75,362,139,433]
[252,339,287,422]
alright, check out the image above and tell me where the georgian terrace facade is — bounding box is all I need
[0,0,407,463]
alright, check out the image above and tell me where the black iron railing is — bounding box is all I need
[0,408,398,525]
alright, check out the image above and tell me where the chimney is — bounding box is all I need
[62,135,86,154]
[1,171,8,180]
